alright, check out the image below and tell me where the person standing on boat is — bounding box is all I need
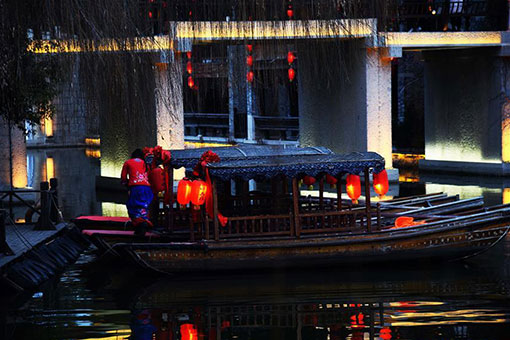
[121,149,153,236]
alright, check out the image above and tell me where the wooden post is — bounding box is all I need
[0,210,13,255]
[49,178,59,223]
[189,206,195,242]
[319,177,324,210]
[35,181,55,230]
[291,177,301,238]
[376,202,381,230]
[167,167,174,231]
[213,180,219,241]
[336,175,342,211]
[364,169,372,232]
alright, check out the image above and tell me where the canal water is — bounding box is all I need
[6,148,510,340]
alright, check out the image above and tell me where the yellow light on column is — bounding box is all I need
[44,117,53,137]
[45,157,55,181]
[503,188,510,204]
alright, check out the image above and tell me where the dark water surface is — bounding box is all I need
[6,149,510,340]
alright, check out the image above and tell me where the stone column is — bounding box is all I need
[365,48,393,167]
[154,52,184,150]
[0,119,27,189]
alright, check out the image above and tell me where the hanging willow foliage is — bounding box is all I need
[3,0,396,143]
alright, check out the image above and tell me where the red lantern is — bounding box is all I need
[186,51,192,59]
[186,61,192,75]
[177,178,192,205]
[288,67,296,82]
[287,8,294,19]
[191,180,208,206]
[246,55,253,67]
[247,70,254,83]
[148,11,153,19]
[246,44,253,53]
[346,174,361,204]
[380,327,392,340]
[187,76,194,89]
[373,169,389,197]
[287,51,295,65]
[303,175,316,190]
[180,324,198,340]
[325,174,337,188]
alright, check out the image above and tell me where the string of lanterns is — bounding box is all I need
[246,44,254,83]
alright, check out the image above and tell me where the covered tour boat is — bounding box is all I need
[94,150,510,274]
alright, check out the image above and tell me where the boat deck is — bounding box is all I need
[0,223,68,269]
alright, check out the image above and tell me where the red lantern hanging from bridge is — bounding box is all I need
[288,67,296,82]
[191,180,208,206]
[246,55,253,67]
[187,76,195,89]
[373,169,389,197]
[177,178,192,205]
[287,6,294,19]
[186,61,193,75]
[247,70,254,83]
[287,51,295,65]
[346,174,361,204]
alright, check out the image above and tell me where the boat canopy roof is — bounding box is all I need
[169,145,332,169]
[206,152,385,181]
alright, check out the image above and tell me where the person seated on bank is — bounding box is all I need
[121,149,153,236]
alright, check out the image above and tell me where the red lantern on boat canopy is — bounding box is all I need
[373,169,389,197]
[191,180,208,206]
[246,55,253,67]
[186,61,192,75]
[247,70,254,83]
[325,174,337,188]
[346,174,361,204]
[303,175,316,190]
[187,76,194,89]
[180,324,198,340]
[288,67,296,82]
[177,178,192,205]
[287,51,295,65]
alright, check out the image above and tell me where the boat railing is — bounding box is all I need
[217,213,293,239]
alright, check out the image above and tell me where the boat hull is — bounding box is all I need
[114,217,509,274]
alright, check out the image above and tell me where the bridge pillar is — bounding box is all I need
[298,41,394,169]
[154,53,184,150]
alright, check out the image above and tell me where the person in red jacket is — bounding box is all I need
[121,149,154,236]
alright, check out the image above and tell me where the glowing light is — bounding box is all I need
[45,157,55,181]
[43,117,53,137]
[28,36,173,54]
[85,149,101,158]
[385,31,501,48]
[175,19,376,41]
[85,137,101,146]
[101,202,129,217]
[287,51,295,64]
[503,188,510,204]
[502,107,510,162]
[288,67,296,81]
[186,61,193,74]
[247,70,254,83]
[188,76,195,88]
[246,55,253,67]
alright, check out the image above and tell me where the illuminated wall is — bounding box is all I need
[423,49,502,165]
[0,120,28,188]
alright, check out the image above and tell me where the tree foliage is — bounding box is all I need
[0,0,61,131]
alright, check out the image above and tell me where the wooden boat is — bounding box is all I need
[98,151,510,273]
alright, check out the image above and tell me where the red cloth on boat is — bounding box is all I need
[391,216,426,229]
[121,158,150,187]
